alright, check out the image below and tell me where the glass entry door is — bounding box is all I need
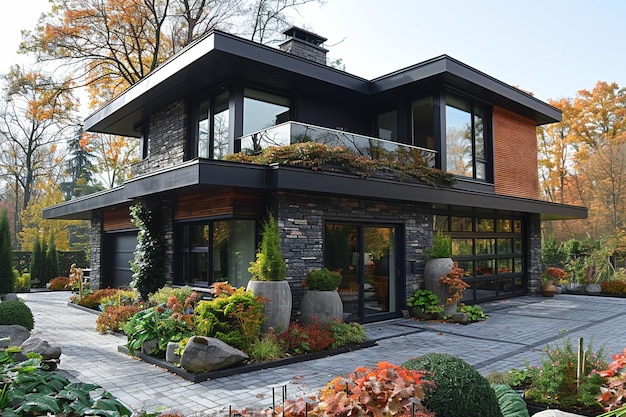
[324,222,398,322]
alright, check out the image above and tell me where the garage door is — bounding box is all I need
[103,231,137,288]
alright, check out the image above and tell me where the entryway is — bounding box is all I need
[324,222,400,322]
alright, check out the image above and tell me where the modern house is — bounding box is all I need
[44,27,586,323]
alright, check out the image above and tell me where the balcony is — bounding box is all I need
[235,121,437,168]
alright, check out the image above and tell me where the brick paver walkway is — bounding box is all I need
[20,291,626,416]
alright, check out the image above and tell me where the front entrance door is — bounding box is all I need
[324,222,399,322]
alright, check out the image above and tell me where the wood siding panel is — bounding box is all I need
[103,207,134,231]
[493,107,540,199]
[174,190,262,220]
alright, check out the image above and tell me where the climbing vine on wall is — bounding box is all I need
[129,201,165,300]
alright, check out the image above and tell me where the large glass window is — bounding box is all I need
[445,95,488,180]
[243,89,289,135]
[178,219,256,288]
[436,214,525,303]
[196,91,230,159]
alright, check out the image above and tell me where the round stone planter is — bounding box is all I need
[299,290,343,325]
[424,257,455,314]
[246,280,292,332]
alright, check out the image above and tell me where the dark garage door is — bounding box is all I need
[104,231,137,288]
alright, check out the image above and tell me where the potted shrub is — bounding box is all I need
[247,214,292,332]
[406,289,442,320]
[424,231,454,310]
[299,268,343,325]
[541,267,566,297]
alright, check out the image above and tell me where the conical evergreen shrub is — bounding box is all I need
[0,209,15,294]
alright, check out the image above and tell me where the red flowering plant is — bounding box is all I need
[542,267,568,284]
[597,348,626,412]
[304,361,435,417]
[439,263,469,305]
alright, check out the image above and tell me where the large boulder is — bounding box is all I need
[0,324,31,348]
[20,337,62,360]
[180,336,248,373]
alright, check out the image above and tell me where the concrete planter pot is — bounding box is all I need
[246,280,292,332]
[299,290,343,325]
[424,257,455,315]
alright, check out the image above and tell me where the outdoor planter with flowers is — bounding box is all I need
[541,267,568,296]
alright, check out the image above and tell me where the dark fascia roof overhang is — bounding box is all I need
[83,32,561,138]
[43,160,586,221]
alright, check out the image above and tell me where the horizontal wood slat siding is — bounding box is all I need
[493,107,540,200]
[174,190,262,220]
[103,207,134,231]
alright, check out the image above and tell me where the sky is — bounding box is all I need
[1,0,625,110]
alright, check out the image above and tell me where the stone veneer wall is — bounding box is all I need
[132,99,187,177]
[527,214,543,295]
[89,210,103,290]
[273,192,433,310]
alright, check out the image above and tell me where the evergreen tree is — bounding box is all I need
[30,236,46,287]
[45,232,61,281]
[248,213,286,281]
[0,209,15,294]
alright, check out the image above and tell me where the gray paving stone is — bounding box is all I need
[20,291,626,415]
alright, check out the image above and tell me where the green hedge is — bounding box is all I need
[13,251,87,278]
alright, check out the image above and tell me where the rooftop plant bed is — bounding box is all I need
[223,142,455,186]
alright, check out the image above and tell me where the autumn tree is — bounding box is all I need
[0,66,78,243]
[81,132,140,189]
[540,82,626,243]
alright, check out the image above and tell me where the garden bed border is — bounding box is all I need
[117,339,377,383]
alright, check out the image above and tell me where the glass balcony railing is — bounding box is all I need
[235,121,437,168]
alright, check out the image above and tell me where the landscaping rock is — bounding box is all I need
[165,341,182,364]
[450,312,470,324]
[181,336,248,373]
[533,410,585,417]
[0,324,30,348]
[20,337,62,360]
[585,283,601,294]
[141,338,158,355]
[2,293,19,301]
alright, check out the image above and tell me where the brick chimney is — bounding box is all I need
[279,26,328,65]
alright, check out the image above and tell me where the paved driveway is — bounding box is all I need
[20,291,626,416]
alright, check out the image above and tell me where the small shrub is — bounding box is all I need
[96,304,146,333]
[327,320,366,349]
[77,288,121,309]
[525,336,606,410]
[248,332,287,363]
[311,361,435,417]
[427,231,452,259]
[0,299,35,330]
[15,272,30,292]
[280,321,334,354]
[601,280,626,295]
[149,286,195,306]
[194,286,264,353]
[48,276,70,290]
[459,304,487,321]
[305,268,342,291]
[407,289,442,316]
[403,353,503,417]
[99,289,140,309]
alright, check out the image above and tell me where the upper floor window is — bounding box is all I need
[445,95,488,180]
[411,97,435,149]
[243,89,289,135]
[196,91,229,159]
[378,110,398,141]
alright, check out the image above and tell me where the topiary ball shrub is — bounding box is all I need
[0,300,35,330]
[403,353,503,417]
